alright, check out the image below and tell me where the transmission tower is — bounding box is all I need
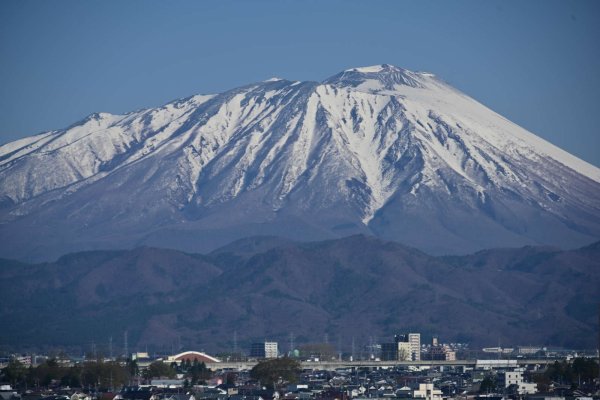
[124,330,129,359]
[233,330,238,356]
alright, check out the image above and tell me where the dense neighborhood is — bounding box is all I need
[2,336,598,400]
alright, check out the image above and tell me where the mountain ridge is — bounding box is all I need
[1,235,598,351]
[1,65,599,261]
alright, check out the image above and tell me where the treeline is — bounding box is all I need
[146,359,212,386]
[0,358,213,390]
[1,358,131,390]
[533,358,599,390]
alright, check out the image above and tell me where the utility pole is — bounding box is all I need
[233,330,238,357]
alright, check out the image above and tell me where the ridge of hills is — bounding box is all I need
[1,235,598,352]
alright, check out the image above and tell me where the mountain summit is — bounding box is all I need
[1,65,599,261]
[324,64,433,89]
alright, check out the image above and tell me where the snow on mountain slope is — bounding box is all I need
[0,95,215,203]
[1,64,599,261]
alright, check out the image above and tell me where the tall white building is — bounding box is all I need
[264,341,278,358]
[394,333,421,361]
[409,333,421,361]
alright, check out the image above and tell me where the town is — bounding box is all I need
[1,334,599,400]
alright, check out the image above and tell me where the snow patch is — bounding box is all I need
[348,65,386,73]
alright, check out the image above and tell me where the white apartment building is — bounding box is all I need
[413,383,443,400]
[409,333,421,361]
[500,370,538,395]
[264,341,278,358]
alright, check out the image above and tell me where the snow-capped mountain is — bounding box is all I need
[1,64,599,261]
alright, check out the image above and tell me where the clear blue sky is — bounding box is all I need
[1,0,599,166]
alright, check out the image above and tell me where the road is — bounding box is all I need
[206,359,557,371]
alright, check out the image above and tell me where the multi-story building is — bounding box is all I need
[498,370,538,395]
[381,343,397,361]
[413,383,443,400]
[503,370,524,387]
[250,341,278,359]
[393,333,421,361]
[264,342,278,358]
[398,341,413,361]
[409,333,421,361]
[423,337,455,361]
